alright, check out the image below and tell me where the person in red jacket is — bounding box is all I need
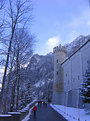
[33,105,37,118]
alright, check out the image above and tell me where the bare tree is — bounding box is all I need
[3,44,16,113]
[0,0,4,10]
[0,0,33,113]
[14,29,34,110]
[0,0,4,35]
[2,28,34,113]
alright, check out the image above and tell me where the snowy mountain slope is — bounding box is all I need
[25,53,54,101]
[65,35,90,57]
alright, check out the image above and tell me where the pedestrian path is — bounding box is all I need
[51,104,90,121]
[28,103,67,121]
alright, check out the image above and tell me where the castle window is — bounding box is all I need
[56,83,58,88]
[78,76,79,80]
[66,73,67,77]
[57,59,58,63]
[57,71,58,75]
[73,78,75,82]
[87,60,89,64]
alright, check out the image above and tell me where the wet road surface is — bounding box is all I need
[29,103,67,121]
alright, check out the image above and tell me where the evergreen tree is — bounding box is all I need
[80,65,90,103]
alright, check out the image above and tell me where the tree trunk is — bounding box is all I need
[0,1,19,112]
[10,78,17,112]
[3,46,16,113]
[16,48,20,111]
[0,36,12,113]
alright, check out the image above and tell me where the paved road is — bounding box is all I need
[29,103,67,121]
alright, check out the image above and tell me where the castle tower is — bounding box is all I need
[52,44,67,104]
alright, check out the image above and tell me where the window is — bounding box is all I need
[87,60,89,64]
[57,59,58,63]
[57,71,58,75]
[68,80,69,84]
[78,75,79,80]
[73,78,75,82]
[56,83,58,88]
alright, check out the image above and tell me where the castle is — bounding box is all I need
[52,39,90,108]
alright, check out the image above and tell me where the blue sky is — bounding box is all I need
[31,0,90,55]
[0,0,90,84]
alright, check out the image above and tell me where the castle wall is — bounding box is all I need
[81,41,90,74]
[63,51,83,92]
[62,40,90,108]
[52,45,66,104]
[52,40,90,108]
[52,92,65,105]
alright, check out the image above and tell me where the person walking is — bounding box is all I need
[33,105,37,118]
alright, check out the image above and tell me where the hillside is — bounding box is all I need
[65,35,90,57]
[25,53,54,101]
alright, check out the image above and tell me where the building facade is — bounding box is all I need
[52,40,90,108]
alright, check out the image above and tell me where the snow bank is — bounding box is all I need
[0,115,11,117]
[21,100,37,121]
[22,107,33,121]
[50,104,90,121]
[8,112,21,114]
[21,100,37,111]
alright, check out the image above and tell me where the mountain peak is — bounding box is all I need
[64,35,90,57]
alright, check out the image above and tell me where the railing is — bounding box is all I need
[0,100,37,121]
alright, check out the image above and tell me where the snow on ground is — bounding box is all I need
[22,107,33,121]
[0,115,11,117]
[50,104,90,121]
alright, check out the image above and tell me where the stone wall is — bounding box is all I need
[52,92,65,105]
[53,45,66,104]
[52,40,90,108]
[62,40,90,108]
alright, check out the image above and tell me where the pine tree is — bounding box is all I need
[80,66,90,103]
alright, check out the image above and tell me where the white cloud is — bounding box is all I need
[46,36,60,52]
[87,20,90,25]
[35,36,61,55]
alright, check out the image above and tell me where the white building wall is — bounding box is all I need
[62,40,90,107]
[52,40,90,107]
[63,41,90,91]
[63,60,72,92]
[81,42,90,75]
[63,52,82,92]
[70,52,82,89]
